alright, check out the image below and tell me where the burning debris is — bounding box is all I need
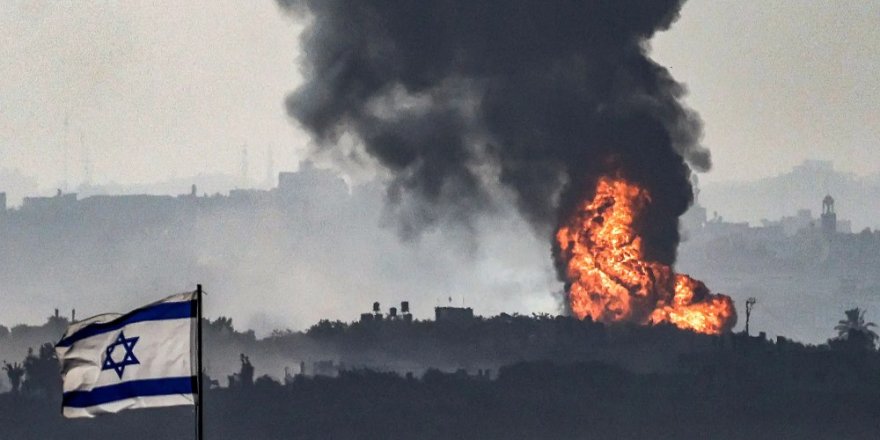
[278,0,738,333]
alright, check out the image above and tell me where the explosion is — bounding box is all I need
[280,0,734,334]
[555,175,736,335]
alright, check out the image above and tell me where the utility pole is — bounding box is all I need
[745,297,757,336]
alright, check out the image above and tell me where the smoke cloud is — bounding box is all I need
[277,0,709,265]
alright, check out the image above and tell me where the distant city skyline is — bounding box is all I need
[2,160,877,344]
[2,1,879,188]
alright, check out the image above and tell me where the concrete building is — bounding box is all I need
[435,306,474,324]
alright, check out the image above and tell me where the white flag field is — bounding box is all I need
[55,292,198,418]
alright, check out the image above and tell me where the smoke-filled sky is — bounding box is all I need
[1,1,879,190]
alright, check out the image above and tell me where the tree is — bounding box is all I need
[3,361,24,394]
[21,343,60,397]
[831,308,878,351]
[227,353,255,388]
[306,319,347,338]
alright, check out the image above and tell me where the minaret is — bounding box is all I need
[821,195,836,235]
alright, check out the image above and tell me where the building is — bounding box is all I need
[435,306,474,324]
[821,195,837,235]
[21,190,78,214]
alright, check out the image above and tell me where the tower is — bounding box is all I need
[745,297,757,336]
[820,195,836,234]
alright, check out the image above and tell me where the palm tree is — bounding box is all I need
[833,308,878,350]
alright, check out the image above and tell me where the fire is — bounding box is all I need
[555,176,736,334]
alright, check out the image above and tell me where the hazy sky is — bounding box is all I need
[2,1,879,189]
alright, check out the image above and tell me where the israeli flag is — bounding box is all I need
[55,292,198,418]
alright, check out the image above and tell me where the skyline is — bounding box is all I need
[2,159,878,344]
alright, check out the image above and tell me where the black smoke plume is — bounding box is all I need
[277,0,709,265]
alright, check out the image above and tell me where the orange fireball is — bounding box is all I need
[555,176,736,334]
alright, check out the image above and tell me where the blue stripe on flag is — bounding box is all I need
[56,300,196,347]
[62,376,197,408]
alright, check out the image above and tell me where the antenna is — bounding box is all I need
[81,133,92,186]
[745,297,757,336]
[265,145,274,188]
[240,145,249,187]
[63,114,69,191]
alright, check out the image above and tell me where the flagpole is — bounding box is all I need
[196,284,204,440]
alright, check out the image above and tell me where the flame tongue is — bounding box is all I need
[555,176,736,334]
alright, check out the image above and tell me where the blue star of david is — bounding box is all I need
[101,331,140,379]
